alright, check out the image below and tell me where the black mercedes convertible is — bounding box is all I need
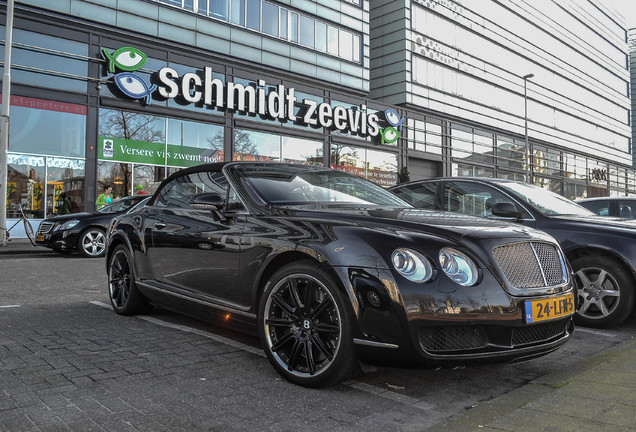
[105,162,575,387]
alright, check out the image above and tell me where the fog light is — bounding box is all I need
[367,291,381,307]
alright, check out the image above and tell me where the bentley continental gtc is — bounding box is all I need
[105,162,575,387]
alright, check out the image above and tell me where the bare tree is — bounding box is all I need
[330,144,358,166]
[98,110,165,194]
[206,129,258,155]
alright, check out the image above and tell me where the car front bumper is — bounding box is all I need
[336,266,575,363]
[35,230,78,251]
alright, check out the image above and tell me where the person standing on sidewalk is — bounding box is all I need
[96,185,113,210]
[58,193,72,214]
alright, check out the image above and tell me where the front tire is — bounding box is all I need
[572,255,634,328]
[78,228,106,257]
[107,244,151,315]
[258,261,357,387]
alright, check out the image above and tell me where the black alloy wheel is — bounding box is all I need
[572,255,634,328]
[108,244,150,315]
[78,228,107,258]
[258,261,356,387]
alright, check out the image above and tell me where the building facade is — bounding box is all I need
[630,28,636,168]
[371,0,632,199]
[0,0,633,234]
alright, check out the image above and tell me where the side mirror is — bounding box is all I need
[190,193,232,223]
[491,202,522,219]
[189,193,225,210]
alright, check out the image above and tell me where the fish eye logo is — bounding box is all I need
[102,46,156,104]
[380,108,403,145]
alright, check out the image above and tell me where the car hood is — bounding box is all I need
[548,214,636,231]
[44,212,100,222]
[279,206,555,243]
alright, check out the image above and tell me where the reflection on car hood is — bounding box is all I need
[44,212,97,222]
[549,214,636,230]
[281,206,553,243]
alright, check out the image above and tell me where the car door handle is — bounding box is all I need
[154,222,167,230]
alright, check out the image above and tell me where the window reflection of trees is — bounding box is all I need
[99,109,165,196]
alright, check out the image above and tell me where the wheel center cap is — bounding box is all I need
[303,319,311,330]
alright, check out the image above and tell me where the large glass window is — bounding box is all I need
[210,0,229,20]
[99,109,165,144]
[262,2,279,36]
[6,154,46,219]
[316,21,327,52]
[533,146,561,177]
[99,108,224,196]
[2,27,89,93]
[330,144,398,187]
[98,161,132,201]
[246,0,260,30]
[232,129,322,164]
[47,157,85,216]
[153,0,363,63]
[230,0,246,25]
[2,96,86,158]
[6,154,84,219]
[338,30,353,62]
[406,117,443,155]
[496,135,526,171]
[299,16,315,48]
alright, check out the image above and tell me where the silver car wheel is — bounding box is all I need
[79,228,106,257]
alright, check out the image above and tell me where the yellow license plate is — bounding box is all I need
[524,293,575,324]
[36,234,45,242]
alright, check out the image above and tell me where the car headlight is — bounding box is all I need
[57,219,80,231]
[439,247,478,286]
[391,248,433,283]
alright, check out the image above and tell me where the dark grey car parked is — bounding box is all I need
[390,177,636,328]
[576,197,636,219]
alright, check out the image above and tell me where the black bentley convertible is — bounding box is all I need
[105,162,575,387]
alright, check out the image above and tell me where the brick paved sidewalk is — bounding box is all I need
[428,338,636,431]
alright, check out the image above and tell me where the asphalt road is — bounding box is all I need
[1,249,635,431]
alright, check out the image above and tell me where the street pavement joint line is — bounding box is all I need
[574,327,616,337]
[344,380,435,410]
[0,305,20,308]
[90,300,265,357]
[91,300,434,404]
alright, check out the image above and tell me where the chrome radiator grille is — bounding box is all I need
[37,221,55,235]
[492,242,566,289]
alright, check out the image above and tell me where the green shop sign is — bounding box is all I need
[99,136,223,167]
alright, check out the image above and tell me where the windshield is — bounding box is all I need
[98,196,145,214]
[236,165,411,207]
[499,182,594,216]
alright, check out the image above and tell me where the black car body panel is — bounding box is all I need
[390,177,636,328]
[106,163,574,385]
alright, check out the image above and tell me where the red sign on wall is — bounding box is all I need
[0,94,87,115]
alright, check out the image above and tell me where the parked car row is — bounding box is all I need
[34,162,636,387]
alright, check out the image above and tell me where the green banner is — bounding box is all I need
[98,136,223,167]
